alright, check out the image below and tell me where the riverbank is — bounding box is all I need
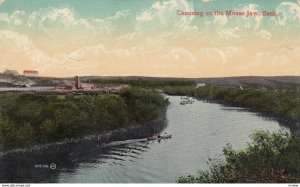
[163,85,300,126]
[1,95,287,183]
[178,130,300,183]
[0,112,167,157]
[0,87,169,151]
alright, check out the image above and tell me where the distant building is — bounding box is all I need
[23,70,39,77]
[56,80,76,90]
[56,76,95,91]
[81,83,95,90]
[65,81,76,90]
[75,76,95,90]
[3,69,19,76]
[65,84,76,90]
[195,83,206,88]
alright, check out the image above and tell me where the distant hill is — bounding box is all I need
[0,73,35,87]
[194,76,300,87]
[84,75,300,87]
[0,74,299,88]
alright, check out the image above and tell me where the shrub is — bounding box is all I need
[178,131,300,183]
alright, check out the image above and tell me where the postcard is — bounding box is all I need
[0,0,299,184]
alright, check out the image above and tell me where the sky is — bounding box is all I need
[0,0,300,78]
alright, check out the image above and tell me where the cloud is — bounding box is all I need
[240,4,262,29]
[274,2,300,26]
[256,29,272,40]
[1,0,299,77]
[40,8,77,26]
[135,0,196,33]
[136,10,153,21]
[0,13,10,24]
[235,51,292,75]
[0,8,131,43]
[0,8,91,32]
[255,52,290,66]
[202,0,214,2]
[0,30,104,75]
[152,0,178,10]
[104,9,130,21]
[0,30,56,70]
[214,15,228,26]
[0,11,26,26]
[11,10,25,26]
[162,48,197,63]
[201,46,244,64]
[0,30,34,52]
[0,0,4,5]
[39,8,92,31]
[217,26,240,40]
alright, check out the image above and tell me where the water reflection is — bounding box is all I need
[220,105,300,135]
[0,139,153,183]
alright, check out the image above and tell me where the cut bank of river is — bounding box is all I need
[0,96,293,183]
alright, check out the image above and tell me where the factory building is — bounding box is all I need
[56,76,95,91]
[80,83,95,90]
[75,76,81,89]
[75,76,95,90]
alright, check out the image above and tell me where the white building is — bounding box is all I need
[195,83,206,88]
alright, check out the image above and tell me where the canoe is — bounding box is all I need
[147,136,157,141]
[159,135,172,139]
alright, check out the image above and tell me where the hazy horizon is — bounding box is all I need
[1,0,300,77]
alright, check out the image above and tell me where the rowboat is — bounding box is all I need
[158,134,172,139]
[147,135,157,141]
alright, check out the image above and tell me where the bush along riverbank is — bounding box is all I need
[178,130,300,183]
[166,85,300,183]
[0,87,169,151]
[163,85,300,123]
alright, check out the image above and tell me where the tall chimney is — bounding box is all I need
[75,76,80,89]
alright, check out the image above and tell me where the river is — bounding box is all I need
[0,96,290,183]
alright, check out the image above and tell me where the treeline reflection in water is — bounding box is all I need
[0,138,153,183]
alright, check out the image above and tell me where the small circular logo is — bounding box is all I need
[50,163,56,170]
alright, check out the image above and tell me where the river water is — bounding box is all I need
[0,96,290,183]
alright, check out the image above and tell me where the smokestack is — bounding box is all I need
[75,76,80,89]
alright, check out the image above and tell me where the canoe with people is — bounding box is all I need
[180,99,194,105]
[147,133,172,141]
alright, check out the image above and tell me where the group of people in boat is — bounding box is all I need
[180,96,194,105]
[147,132,172,141]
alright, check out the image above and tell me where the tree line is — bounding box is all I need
[0,87,168,151]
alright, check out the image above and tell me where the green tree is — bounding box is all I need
[178,131,300,183]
